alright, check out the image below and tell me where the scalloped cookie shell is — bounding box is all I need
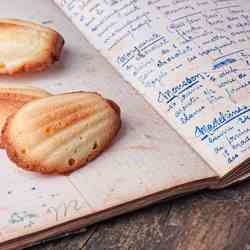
[0,19,64,75]
[0,84,51,148]
[2,92,121,174]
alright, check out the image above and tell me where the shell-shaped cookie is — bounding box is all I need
[0,19,64,75]
[0,84,51,148]
[3,92,121,174]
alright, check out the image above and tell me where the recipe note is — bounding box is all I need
[56,0,250,176]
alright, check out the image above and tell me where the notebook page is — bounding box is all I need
[55,0,250,176]
[0,0,216,244]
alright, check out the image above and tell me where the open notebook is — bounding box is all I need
[0,0,250,249]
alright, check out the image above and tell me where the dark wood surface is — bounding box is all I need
[2,2,249,250]
[27,181,250,250]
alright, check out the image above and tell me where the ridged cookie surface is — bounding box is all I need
[0,84,51,147]
[3,92,121,174]
[0,19,64,75]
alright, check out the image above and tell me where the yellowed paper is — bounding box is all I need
[0,0,216,244]
[55,0,250,176]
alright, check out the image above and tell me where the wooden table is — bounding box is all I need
[2,2,250,250]
[27,181,250,250]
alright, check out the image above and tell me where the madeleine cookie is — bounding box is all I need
[3,92,121,174]
[0,19,64,75]
[0,84,51,147]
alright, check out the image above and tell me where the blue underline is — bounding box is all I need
[214,49,244,62]
[201,135,208,141]
[178,80,199,95]
[166,80,199,104]
[201,108,250,140]
[166,95,178,104]
[141,37,165,51]
[121,37,165,67]
[213,108,250,132]
[122,55,135,67]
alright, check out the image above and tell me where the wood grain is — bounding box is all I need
[27,181,250,250]
[2,1,249,250]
